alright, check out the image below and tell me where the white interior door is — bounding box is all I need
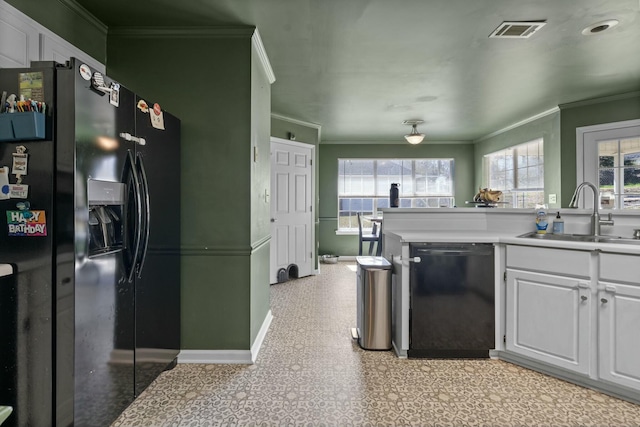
[270,138,314,284]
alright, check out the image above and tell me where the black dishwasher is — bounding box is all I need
[408,242,494,358]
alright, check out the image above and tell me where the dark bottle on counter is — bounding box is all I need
[390,183,399,207]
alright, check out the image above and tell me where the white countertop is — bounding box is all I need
[384,230,512,243]
[384,230,640,255]
[0,264,13,277]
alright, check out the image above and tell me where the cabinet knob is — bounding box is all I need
[581,295,587,301]
[600,298,608,304]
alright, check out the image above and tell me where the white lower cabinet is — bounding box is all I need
[598,252,640,392]
[504,245,640,401]
[598,281,640,390]
[506,269,591,375]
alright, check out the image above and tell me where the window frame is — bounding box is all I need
[483,137,544,208]
[337,158,455,231]
[577,119,640,210]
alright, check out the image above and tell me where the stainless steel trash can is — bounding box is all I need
[356,256,392,350]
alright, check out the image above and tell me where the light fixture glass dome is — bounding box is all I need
[404,121,425,144]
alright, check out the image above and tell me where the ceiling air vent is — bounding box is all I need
[489,21,546,39]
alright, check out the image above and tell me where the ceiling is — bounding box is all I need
[73,0,640,142]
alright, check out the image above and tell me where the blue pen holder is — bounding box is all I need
[0,111,46,141]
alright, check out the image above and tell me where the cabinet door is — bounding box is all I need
[598,282,640,390]
[506,269,591,374]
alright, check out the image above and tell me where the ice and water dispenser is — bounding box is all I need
[87,179,125,257]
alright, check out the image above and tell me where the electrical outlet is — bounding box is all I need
[548,194,557,204]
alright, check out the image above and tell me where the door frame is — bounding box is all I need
[270,137,317,282]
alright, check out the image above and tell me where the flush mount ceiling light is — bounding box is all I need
[582,19,619,35]
[403,120,425,144]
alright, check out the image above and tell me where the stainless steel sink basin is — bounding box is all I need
[518,232,640,245]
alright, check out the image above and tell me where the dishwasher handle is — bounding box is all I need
[415,249,474,256]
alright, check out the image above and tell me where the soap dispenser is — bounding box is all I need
[552,212,564,234]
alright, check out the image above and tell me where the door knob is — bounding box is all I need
[581,295,587,301]
[600,298,608,304]
[271,218,277,222]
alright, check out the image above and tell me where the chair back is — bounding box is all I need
[356,212,377,236]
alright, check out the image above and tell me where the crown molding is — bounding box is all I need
[57,0,108,34]
[319,140,471,145]
[271,113,322,141]
[108,26,256,38]
[559,91,640,110]
[474,107,559,143]
[252,28,276,84]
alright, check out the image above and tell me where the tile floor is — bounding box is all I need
[112,262,640,426]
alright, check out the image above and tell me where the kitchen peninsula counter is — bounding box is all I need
[380,207,640,404]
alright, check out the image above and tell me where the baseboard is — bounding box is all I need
[178,310,273,365]
[392,340,407,359]
[251,309,273,362]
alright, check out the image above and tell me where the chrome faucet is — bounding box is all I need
[569,181,614,236]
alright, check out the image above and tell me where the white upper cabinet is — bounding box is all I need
[0,3,39,68]
[0,1,104,72]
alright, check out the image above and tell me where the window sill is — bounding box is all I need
[335,230,358,236]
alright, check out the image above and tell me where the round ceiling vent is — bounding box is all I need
[582,19,619,35]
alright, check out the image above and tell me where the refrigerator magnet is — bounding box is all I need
[137,99,149,113]
[9,184,28,199]
[0,166,10,200]
[79,64,92,81]
[12,146,28,177]
[7,202,47,236]
[150,103,165,130]
[110,83,120,107]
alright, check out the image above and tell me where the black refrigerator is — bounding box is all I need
[0,59,181,427]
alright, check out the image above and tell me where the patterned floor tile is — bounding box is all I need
[112,262,640,427]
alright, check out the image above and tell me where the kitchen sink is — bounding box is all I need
[518,232,640,245]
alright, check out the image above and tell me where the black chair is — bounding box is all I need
[357,212,380,256]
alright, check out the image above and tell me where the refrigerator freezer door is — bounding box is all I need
[68,64,137,426]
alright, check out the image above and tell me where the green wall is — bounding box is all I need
[318,143,475,256]
[559,93,640,206]
[105,28,266,350]
[473,111,561,209]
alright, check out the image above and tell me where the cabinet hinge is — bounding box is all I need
[503,334,506,343]
[310,159,312,166]
[310,205,313,212]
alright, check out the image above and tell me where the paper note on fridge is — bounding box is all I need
[0,166,9,200]
[150,103,165,130]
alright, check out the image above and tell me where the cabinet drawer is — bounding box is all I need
[600,253,640,284]
[506,245,590,277]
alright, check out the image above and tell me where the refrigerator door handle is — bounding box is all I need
[135,152,151,278]
[124,150,143,283]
